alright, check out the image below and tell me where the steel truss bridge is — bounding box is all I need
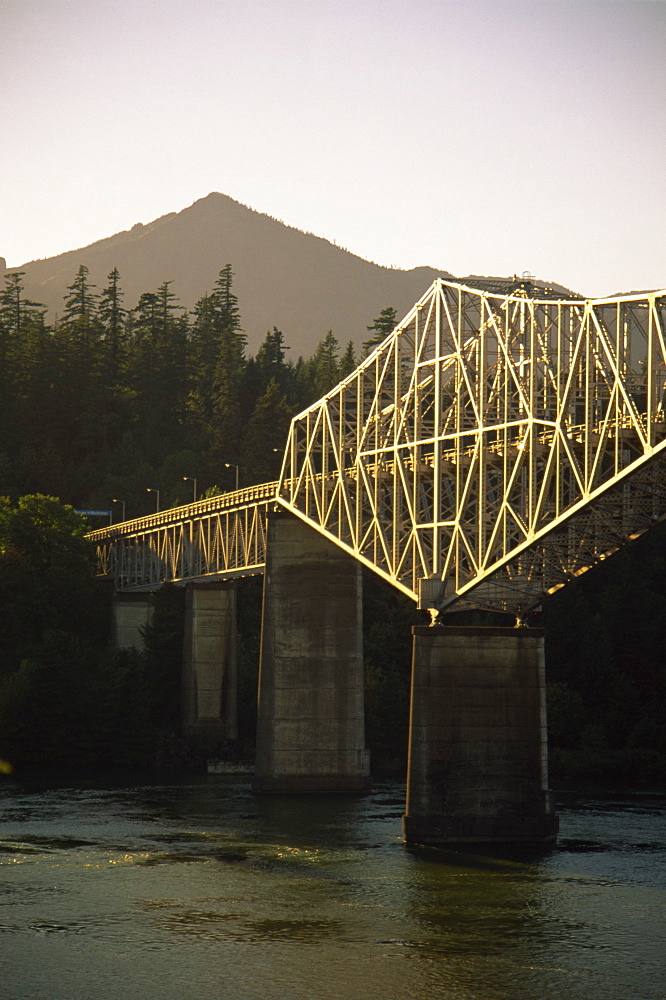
[88,278,666,615]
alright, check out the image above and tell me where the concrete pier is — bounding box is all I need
[182,582,237,740]
[253,512,370,793]
[403,625,558,846]
[113,593,153,651]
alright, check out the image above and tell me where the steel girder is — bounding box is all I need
[89,279,666,612]
[88,487,277,591]
[277,279,666,613]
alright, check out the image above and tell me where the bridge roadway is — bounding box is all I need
[86,278,666,847]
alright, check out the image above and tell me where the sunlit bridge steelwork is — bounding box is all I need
[88,278,666,615]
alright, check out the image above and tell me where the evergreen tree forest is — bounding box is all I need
[0,265,359,512]
[0,265,664,782]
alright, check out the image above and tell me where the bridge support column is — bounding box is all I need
[182,582,237,740]
[403,626,558,846]
[112,593,153,651]
[253,512,370,793]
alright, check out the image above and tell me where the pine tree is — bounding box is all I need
[310,330,340,397]
[62,265,99,332]
[129,283,189,456]
[212,263,242,334]
[339,340,357,378]
[132,290,159,341]
[0,272,44,336]
[189,292,218,428]
[242,326,295,421]
[190,266,246,436]
[363,306,397,354]
[99,268,127,378]
[0,286,52,495]
[256,326,288,372]
[242,379,293,483]
[203,267,247,478]
[57,267,106,468]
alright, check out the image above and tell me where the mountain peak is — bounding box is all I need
[14,195,447,355]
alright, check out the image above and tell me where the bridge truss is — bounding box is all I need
[278,280,666,613]
[89,484,277,591]
[89,279,666,615]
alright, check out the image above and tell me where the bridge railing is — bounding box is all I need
[86,481,281,542]
[91,493,280,590]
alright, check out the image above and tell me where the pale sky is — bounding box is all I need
[1,0,664,297]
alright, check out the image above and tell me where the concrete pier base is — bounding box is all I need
[253,513,370,793]
[182,583,237,740]
[403,626,558,846]
[113,593,153,651]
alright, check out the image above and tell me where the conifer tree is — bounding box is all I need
[204,267,247,477]
[129,283,189,455]
[363,306,397,354]
[242,378,293,483]
[99,268,127,376]
[310,329,340,397]
[57,267,105,458]
[255,326,288,373]
[62,265,99,336]
[191,266,245,438]
[339,340,357,378]
[189,292,218,427]
[213,263,242,333]
[0,272,44,336]
[243,327,295,420]
[132,290,159,341]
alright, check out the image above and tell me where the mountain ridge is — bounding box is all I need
[3,192,576,355]
[2,193,448,355]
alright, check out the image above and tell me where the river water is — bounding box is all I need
[1,773,664,1000]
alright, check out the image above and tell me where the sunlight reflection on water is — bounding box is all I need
[0,776,664,1000]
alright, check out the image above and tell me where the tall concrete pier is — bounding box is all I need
[253,512,370,793]
[403,625,558,846]
[182,582,237,740]
[112,593,152,651]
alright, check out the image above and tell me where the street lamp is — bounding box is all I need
[183,477,197,502]
[112,498,126,522]
[146,488,160,512]
[224,463,239,491]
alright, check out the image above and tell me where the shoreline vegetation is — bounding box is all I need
[0,267,664,783]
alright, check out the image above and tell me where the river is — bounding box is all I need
[1,773,664,1000]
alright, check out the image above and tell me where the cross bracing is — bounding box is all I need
[89,486,277,591]
[89,278,666,614]
[277,279,666,613]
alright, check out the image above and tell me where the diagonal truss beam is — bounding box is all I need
[278,280,666,613]
[90,279,666,614]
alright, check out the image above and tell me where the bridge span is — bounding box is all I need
[88,278,666,847]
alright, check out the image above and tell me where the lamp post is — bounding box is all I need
[112,498,126,523]
[183,477,197,502]
[224,463,239,491]
[147,488,160,512]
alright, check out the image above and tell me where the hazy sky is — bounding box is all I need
[1,0,664,297]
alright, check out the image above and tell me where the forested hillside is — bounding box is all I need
[5,191,445,357]
[0,264,366,515]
